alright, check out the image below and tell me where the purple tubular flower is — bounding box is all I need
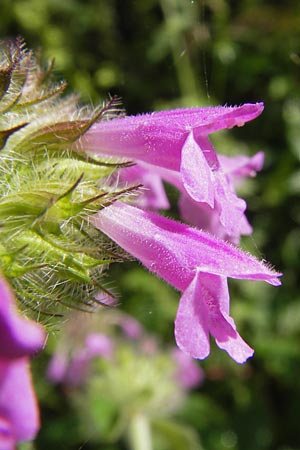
[139,161,250,243]
[179,196,252,244]
[0,276,45,448]
[78,103,264,238]
[91,202,281,364]
[80,104,264,171]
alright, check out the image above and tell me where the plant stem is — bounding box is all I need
[128,413,153,450]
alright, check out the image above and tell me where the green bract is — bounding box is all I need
[0,38,135,320]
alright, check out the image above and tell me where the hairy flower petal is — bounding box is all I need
[174,271,210,360]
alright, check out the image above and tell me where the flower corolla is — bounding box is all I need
[91,202,281,364]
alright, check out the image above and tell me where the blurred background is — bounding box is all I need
[1,1,300,449]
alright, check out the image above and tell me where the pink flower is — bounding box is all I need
[78,103,263,238]
[47,312,143,387]
[137,162,250,243]
[171,348,204,389]
[116,314,143,339]
[91,202,281,364]
[47,332,114,387]
[0,276,45,448]
[219,151,264,180]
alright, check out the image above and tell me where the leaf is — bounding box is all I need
[0,123,28,150]
[152,418,204,450]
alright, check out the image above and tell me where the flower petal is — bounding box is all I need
[180,132,214,206]
[214,311,254,364]
[0,358,40,444]
[175,272,253,363]
[200,273,254,363]
[174,271,210,359]
[219,151,265,179]
[213,171,247,236]
[0,277,45,359]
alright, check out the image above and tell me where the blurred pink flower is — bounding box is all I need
[171,348,204,389]
[91,201,281,364]
[47,312,145,387]
[116,314,143,339]
[0,276,45,449]
[47,332,114,387]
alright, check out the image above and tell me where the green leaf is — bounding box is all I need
[152,418,204,450]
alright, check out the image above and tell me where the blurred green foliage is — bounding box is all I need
[4,1,300,449]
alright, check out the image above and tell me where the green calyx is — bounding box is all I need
[0,38,136,320]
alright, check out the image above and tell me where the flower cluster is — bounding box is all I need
[47,310,203,391]
[78,101,281,363]
[0,39,281,446]
[47,310,204,445]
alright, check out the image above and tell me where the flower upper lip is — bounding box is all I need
[77,103,264,171]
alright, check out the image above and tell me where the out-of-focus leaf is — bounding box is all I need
[152,417,203,450]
